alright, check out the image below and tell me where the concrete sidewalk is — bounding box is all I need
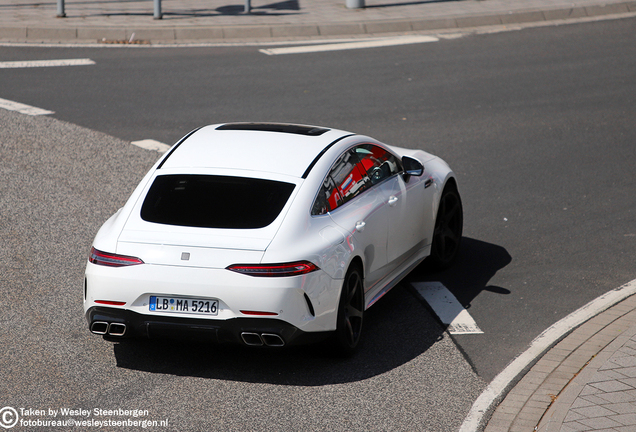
[0,0,634,43]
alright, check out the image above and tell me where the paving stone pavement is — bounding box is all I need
[486,293,636,432]
[537,325,636,432]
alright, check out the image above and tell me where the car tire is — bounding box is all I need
[428,183,463,271]
[333,265,364,356]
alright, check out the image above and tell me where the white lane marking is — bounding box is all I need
[459,278,636,432]
[131,139,171,153]
[0,58,95,68]
[413,281,483,334]
[0,97,54,115]
[259,35,438,55]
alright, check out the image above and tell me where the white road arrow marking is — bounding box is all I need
[131,139,171,153]
[0,58,95,68]
[412,281,483,334]
[0,98,54,115]
[260,35,438,55]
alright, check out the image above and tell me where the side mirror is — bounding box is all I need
[402,155,424,177]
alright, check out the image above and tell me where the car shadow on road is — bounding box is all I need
[407,236,513,309]
[112,285,445,386]
[112,236,510,385]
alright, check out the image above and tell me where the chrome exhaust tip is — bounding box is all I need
[241,332,264,346]
[90,321,109,335]
[108,323,126,336]
[261,333,285,347]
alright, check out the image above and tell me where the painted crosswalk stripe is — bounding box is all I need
[412,281,483,334]
[260,35,439,55]
[131,139,171,153]
[0,58,95,69]
[0,97,54,115]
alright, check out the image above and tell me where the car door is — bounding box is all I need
[382,167,432,265]
[312,148,390,292]
[354,145,432,273]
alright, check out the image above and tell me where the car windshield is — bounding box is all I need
[141,174,295,229]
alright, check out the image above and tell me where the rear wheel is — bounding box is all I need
[429,184,463,270]
[333,265,364,356]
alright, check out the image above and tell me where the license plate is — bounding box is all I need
[149,296,218,316]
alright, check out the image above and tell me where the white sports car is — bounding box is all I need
[84,123,462,354]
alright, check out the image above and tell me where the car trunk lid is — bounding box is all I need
[116,227,271,269]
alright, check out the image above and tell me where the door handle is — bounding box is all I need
[388,196,399,207]
[355,221,366,232]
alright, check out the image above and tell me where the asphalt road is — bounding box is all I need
[0,108,483,431]
[1,15,635,431]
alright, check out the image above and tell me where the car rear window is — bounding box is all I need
[141,175,296,229]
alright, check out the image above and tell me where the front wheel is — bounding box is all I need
[428,184,463,270]
[333,265,364,356]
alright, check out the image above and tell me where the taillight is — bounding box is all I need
[89,247,144,267]
[94,300,126,306]
[226,261,319,277]
[240,310,278,316]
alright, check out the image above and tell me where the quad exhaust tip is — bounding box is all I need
[241,332,263,346]
[90,321,109,335]
[261,333,285,347]
[92,323,281,344]
[90,321,126,337]
[241,332,285,347]
[108,323,126,336]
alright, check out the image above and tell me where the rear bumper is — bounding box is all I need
[86,306,330,347]
[84,261,341,333]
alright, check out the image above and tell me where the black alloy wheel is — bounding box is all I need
[334,265,364,355]
[429,185,463,270]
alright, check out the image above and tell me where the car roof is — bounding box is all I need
[158,123,355,178]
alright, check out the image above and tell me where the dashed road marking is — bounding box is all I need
[0,97,54,115]
[259,35,439,55]
[0,58,95,68]
[131,139,171,153]
[412,281,483,334]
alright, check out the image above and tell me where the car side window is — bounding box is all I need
[354,144,402,186]
[311,175,336,215]
[312,149,371,215]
